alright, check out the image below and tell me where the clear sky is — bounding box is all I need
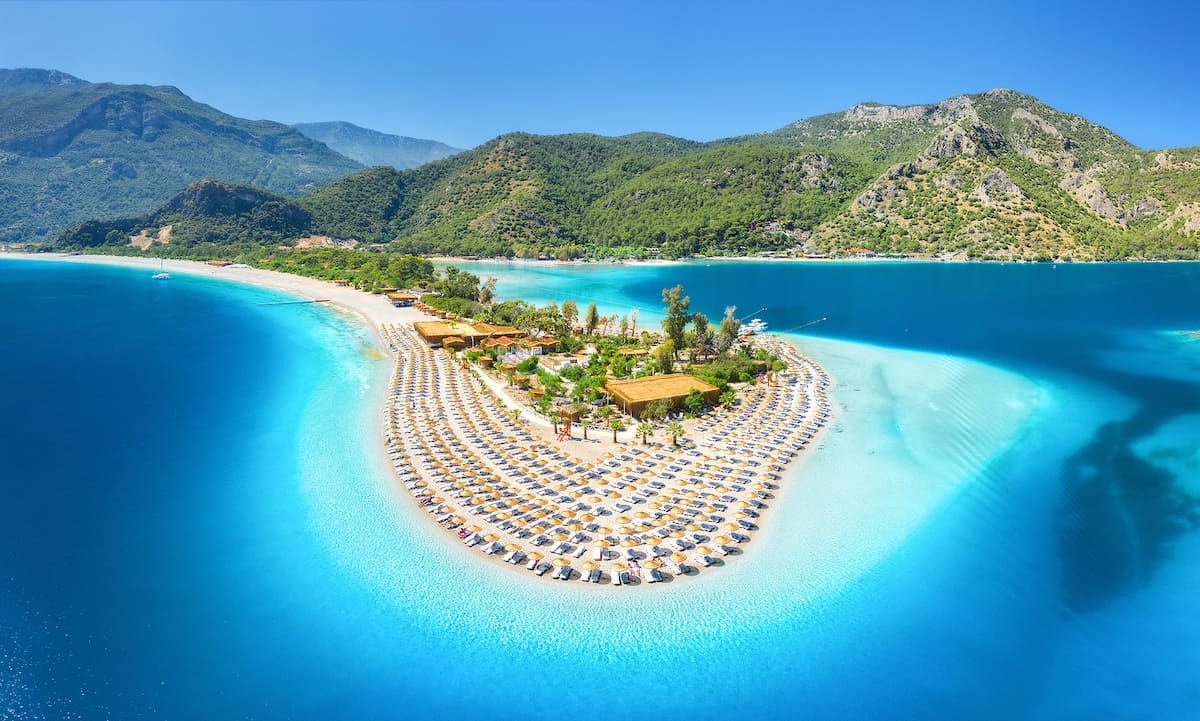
[1,0,1196,150]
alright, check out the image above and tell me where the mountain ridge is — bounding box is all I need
[293,121,462,169]
[42,83,1200,261]
[0,68,361,242]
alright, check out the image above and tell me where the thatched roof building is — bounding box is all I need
[413,321,526,347]
[603,374,719,417]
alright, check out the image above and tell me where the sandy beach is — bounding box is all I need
[3,251,834,587]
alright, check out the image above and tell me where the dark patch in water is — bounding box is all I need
[1058,412,1200,612]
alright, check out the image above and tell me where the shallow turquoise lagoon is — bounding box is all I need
[1,259,1197,720]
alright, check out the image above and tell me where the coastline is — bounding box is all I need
[4,251,835,589]
[0,253,429,348]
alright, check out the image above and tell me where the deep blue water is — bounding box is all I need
[2,259,1198,720]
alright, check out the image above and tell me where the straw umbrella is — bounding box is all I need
[504,543,522,552]
[483,533,499,542]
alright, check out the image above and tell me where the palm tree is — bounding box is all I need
[636,422,654,445]
[580,418,590,440]
[609,418,623,443]
[665,420,684,447]
[510,407,522,425]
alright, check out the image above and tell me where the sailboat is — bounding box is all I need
[152,258,170,280]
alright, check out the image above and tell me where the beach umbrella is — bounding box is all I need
[581,513,596,522]
[450,516,465,525]
[532,510,547,519]
[643,559,662,569]
[471,497,487,506]
[483,533,499,542]
[582,561,598,571]
[496,511,512,521]
[724,523,740,531]
[612,562,628,572]
[466,525,482,533]
[618,526,633,535]
[526,552,544,561]
[685,523,700,532]
[714,535,732,545]
[595,540,610,548]
[634,525,650,533]
[598,526,613,535]
[589,496,603,504]
[668,530,685,538]
[616,515,632,524]
[650,519,665,527]
[634,511,650,519]
[696,546,713,555]
[669,553,687,563]
[552,558,570,567]
[504,543,522,552]
[606,491,622,499]
[553,532,569,541]
[645,536,664,546]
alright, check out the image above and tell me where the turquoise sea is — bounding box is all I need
[1,258,1198,720]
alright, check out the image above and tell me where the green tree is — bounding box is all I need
[636,421,654,445]
[580,418,590,440]
[584,302,600,336]
[643,399,672,420]
[716,305,740,354]
[691,312,714,362]
[665,420,684,447]
[435,265,480,300]
[561,299,578,329]
[661,285,690,355]
[655,340,676,374]
[479,276,498,304]
[684,388,706,415]
[610,418,624,442]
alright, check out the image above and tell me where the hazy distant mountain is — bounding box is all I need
[0,68,361,243]
[294,121,462,169]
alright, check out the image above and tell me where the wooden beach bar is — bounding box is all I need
[604,374,719,417]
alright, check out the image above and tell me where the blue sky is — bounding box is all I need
[2,0,1196,150]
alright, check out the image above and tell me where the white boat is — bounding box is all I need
[152,258,169,280]
[739,318,767,335]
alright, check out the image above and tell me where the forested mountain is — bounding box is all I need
[293,121,461,169]
[0,69,361,243]
[50,87,1200,261]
